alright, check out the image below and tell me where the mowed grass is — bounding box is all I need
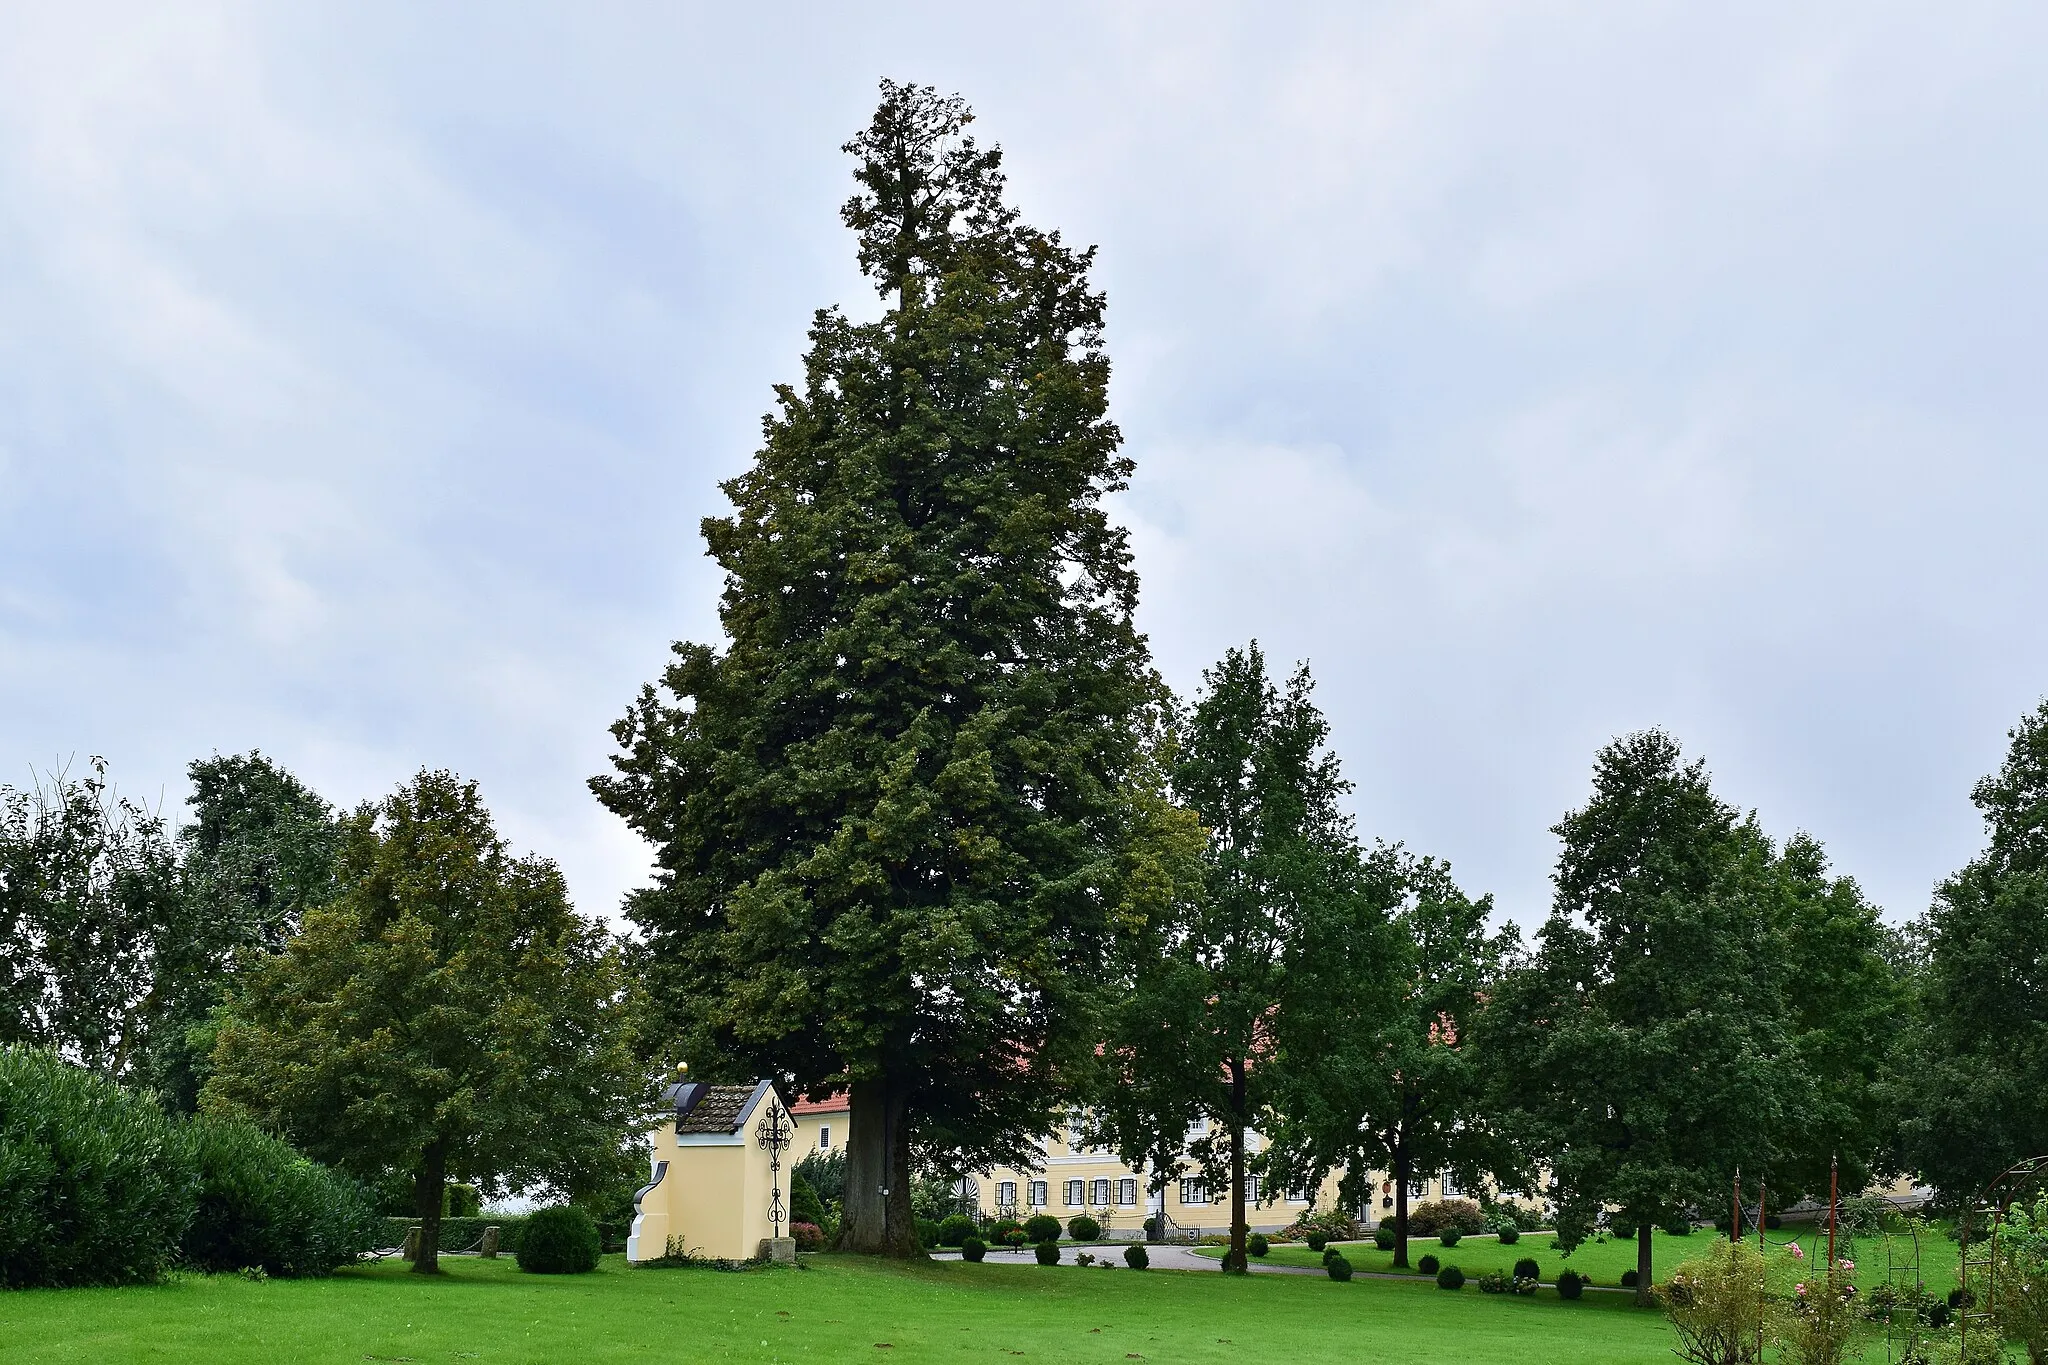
[1207,1225,1964,1299]
[0,1251,1686,1365]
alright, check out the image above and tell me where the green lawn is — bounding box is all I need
[1206,1226,1964,1299]
[0,1251,1681,1364]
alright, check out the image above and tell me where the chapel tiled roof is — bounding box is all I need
[669,1078,775,1135]
[789,1093,848,1116]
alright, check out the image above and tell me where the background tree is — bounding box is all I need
[1268,851,1510,1269]
[1902,699,2048,1199]
[1092,646,1357,1272]
[0,758,182,1082]
[204,770,648,1272]
[593,82,1154,1257]
[150,752,341,1110]
[1484,730,1799,1304]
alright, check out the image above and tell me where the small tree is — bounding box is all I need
[1992,1192,2048,1365]
[204,770,649,1272]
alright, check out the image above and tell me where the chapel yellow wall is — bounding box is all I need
[630,1110,784,1262]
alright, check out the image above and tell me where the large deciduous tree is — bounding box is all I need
[1484,731,1798,1305]
[592,82,1154,1256]
[1903,699,2048,1199]
[1268,852,1510,1269]
[0,759,183,1082]
[204,770,647,1272]
[1093,646,1360,1273]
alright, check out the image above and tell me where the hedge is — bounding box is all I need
[183,1118,379,1277]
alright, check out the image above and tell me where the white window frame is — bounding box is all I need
[1028,1180,1047,1208]
[1180,1178,1208,1207]
[1286,1183,1312,1205]
[997,1180,1017,1209]
[1244,1174,1260,1205]
[1116,1178,1138,1207]
[817,1124,831,1151]
[1091,1178,1111,1206]
[1065,1179,1085,1207]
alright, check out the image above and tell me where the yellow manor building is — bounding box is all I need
[784,1095,1533,1238]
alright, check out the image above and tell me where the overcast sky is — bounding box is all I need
[4,3,2044,930]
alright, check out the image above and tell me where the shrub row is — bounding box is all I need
[1,1049,378,1288]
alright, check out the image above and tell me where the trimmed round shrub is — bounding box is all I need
[1034,1239,1061,1266]
[1498,1226,1521,1246]
[1406,1198,1485,1238]
[1326,1252,1353,1282]
[1003,1229,1027,1247]
[1556,1268,1585,1300]
[938,1213,976,1247]
[1142,1214,1162,1240]
[915,1218,942,1248]
[790,1221,823,1251]
[1610,1216,1637,1240]
[1514,1256,1542,1281]
[1418,1253,1440,1276]
[1123,1243,1149,1270]
[1438,1227,1462,1248]
[961,1236,986,1262]
[990,1218,1023,1243]
[1247,1233,1269,1257]
[1322,1245,1342,1265]
[1306,1230,1329,1252]
[1022,1213,1061,1244]
[1066,1215,1101,1242]
[516,1205,600,1274]
[183,1118,379,1277]
[1436,1264,1465,1290]
[1662,1216,1692,1237]
[1479,1270,1509,1293]
[1620,1268,1640,1289]
[1373,1224,1397,1251]
[0,1048,198,1288]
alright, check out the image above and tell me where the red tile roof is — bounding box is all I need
[789,1092,849,1115]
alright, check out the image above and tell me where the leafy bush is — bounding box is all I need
[1437,1264,1466,1290]
[790,1170,828,1230]
[793,1149,844,1210]
[939,1214,976,1247]
[516,1205,600,1274]
[1498,1226,1521,1245]
[1326,1253,1352,1282]
[790,1221,823,1251]
[1557,1268,1585,1300]
[1067,1215,1101,1241]
[1142,1215,1162,1240]
[1418,1253,1440,1275]
[1003,1229,1027,1247]
[1621,1269,1640,1288]
[1515,1256,1542,1281]
[1283,1208,1360,1242]
[915,1218,941,1248]
[1123,1244,1148,1269]
[1407,1199,1486,1238]
[1611,1215,1638,1240]
[1023,1214,1062,1243]
[183,1117,379,1277]
[990,1218,1023,1243]
[1034,1240,1060,1266]
[1306,1231,1329,1252]
[1247,1233,1269,1257]
[0,1047,197,1288]
[1322,1245,1342,1265]
[1663,1216,1693,1237]
[1374,1224,1397,1251]
[961,1236,986,1262]
[1479,1270,1509,1293]
[1439,1227,1462,1248]
[443,1183,480,1218]
[1658,1240,1777,1364]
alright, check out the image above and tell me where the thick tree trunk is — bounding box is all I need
[837,1073,920,1257]
[1392,1144,1411,1269]
[412,1140,447,1275]
[1635,1221,1654,1306]
[1224,1063,1248,1273]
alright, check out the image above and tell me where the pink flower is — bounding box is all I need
[1790,1244,1805,1260]
[1795,1283,1807,1296]
[1839,1259,1855,1272]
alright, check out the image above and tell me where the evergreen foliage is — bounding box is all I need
[790,1169,827,1230]
[182,1117,379,1277]
[592,80,1155,1258]
[203,770,649,1273]
[517,1206,600,1274]
[0,1047,197,1288]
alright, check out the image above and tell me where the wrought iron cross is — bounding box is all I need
[757,1100,793,1239]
